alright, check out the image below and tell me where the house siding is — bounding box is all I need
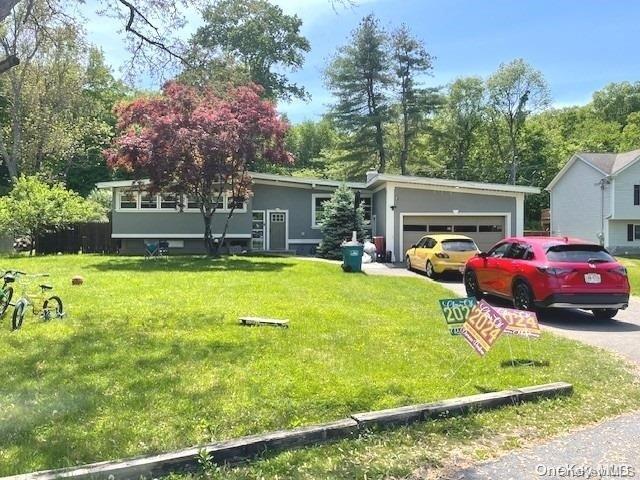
[549,160,609,243]
[392,187,517,261]
[612,160,640,219]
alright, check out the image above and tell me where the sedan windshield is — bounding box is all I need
[545,244,615,263]
[441,240,478,252]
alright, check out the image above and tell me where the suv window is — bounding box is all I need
[505,243,533,260]
[488,242,511,258]
[546,244,615,263]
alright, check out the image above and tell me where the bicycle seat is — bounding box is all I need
[40,284,53,290]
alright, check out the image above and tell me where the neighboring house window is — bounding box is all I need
[635,185,640,206]
[312,194,331,228]
[118,190,137,209]
[361,197,372,222]
[159,193,178,209]
[628,224,640,241]
[140,191,158,209]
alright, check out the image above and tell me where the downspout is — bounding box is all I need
[598,176,611,246]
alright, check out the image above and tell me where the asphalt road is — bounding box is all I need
[362,263,640,479]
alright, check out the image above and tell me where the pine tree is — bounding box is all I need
[391,24,434,175]
[324,14,391,175]
[316,185,366,260]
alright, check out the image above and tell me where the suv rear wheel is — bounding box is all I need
[513,281,535,311]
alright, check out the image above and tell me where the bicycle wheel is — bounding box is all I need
[12,300,26,330]
[42,296,63,321]
[0,286,13,317]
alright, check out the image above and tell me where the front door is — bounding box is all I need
[268,211,287,250]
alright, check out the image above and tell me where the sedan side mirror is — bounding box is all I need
[478,251,488,258]
[411,244,417,249]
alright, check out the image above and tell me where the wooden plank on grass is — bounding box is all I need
[239,317,289,328]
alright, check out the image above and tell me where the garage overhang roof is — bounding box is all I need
[366,174,540,195]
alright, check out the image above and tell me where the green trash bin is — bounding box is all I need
[342,244,364,272]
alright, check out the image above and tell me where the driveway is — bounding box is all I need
[363,262,640,479]
[363,262,640,364]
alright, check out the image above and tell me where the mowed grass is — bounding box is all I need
[617,257,640,294]
[0,255,639,478]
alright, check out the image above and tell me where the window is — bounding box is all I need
[186,196,200,210]
[414,237,427,248]
[140,191,158,209]
[424,237,437,249]
[634,185,640,206]
[252,211,265,250]
[271,212,286,223]
[226,196,245,210]
[505,243,531,260]
[312,194,331,228]
[159,193,178,209]
[479,224,503,233]
[453,225,478,233]
[488,242,511,258]
[429,225,453,233]
[118,190,137,209]
[166,240,184,248]
[546,244,614,263]
[403,224,427,232]
[442,239,478,252]
[628,224,640,241]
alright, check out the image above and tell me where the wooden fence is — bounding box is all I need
[36,222,117,254]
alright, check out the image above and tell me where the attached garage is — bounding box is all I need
[401,214,507,255]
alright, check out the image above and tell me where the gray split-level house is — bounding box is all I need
[547,149,640,254]
[97,171,539,261]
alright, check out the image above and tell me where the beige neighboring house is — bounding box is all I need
[546,149,640,253]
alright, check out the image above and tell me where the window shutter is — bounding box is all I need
[635,185,640,205]
[628,224,634,241]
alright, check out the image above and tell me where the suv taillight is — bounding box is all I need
[611,266,628,277]
[536,266,575,277]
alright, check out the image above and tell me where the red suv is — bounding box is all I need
[463,236,630,319]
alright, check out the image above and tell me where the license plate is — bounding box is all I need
[584,273,601,284]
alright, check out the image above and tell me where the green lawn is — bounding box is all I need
[0,255,639,478]
[618,257,640,294]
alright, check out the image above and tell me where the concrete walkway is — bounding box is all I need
[362,262,640,479]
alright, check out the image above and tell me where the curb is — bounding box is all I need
[3,382,572,480]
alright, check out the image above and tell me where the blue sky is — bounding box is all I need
[85,0,640,123]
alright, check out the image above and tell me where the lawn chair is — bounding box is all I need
[158,241,170,257]
[144,240,159,260]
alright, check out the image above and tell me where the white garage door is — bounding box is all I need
[402,215,506,255]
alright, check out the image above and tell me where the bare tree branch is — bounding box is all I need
[117,0,190,67]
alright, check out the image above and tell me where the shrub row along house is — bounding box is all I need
[97,171,539,260]
[547,148,640,254]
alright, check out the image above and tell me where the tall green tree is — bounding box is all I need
[486,58,550,184]
[391,24,433,175]
[436,77,485,178]
[325,14,391,175]
[591,81,640,127]
[189,0,310,100]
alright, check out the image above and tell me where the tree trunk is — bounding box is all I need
[203,214,215,256]
[400,76,409,175]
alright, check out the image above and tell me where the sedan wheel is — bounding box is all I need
[513,282,534,311]
[464,270,482,299]
[425,261,436,279]
[406,256,412,271]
